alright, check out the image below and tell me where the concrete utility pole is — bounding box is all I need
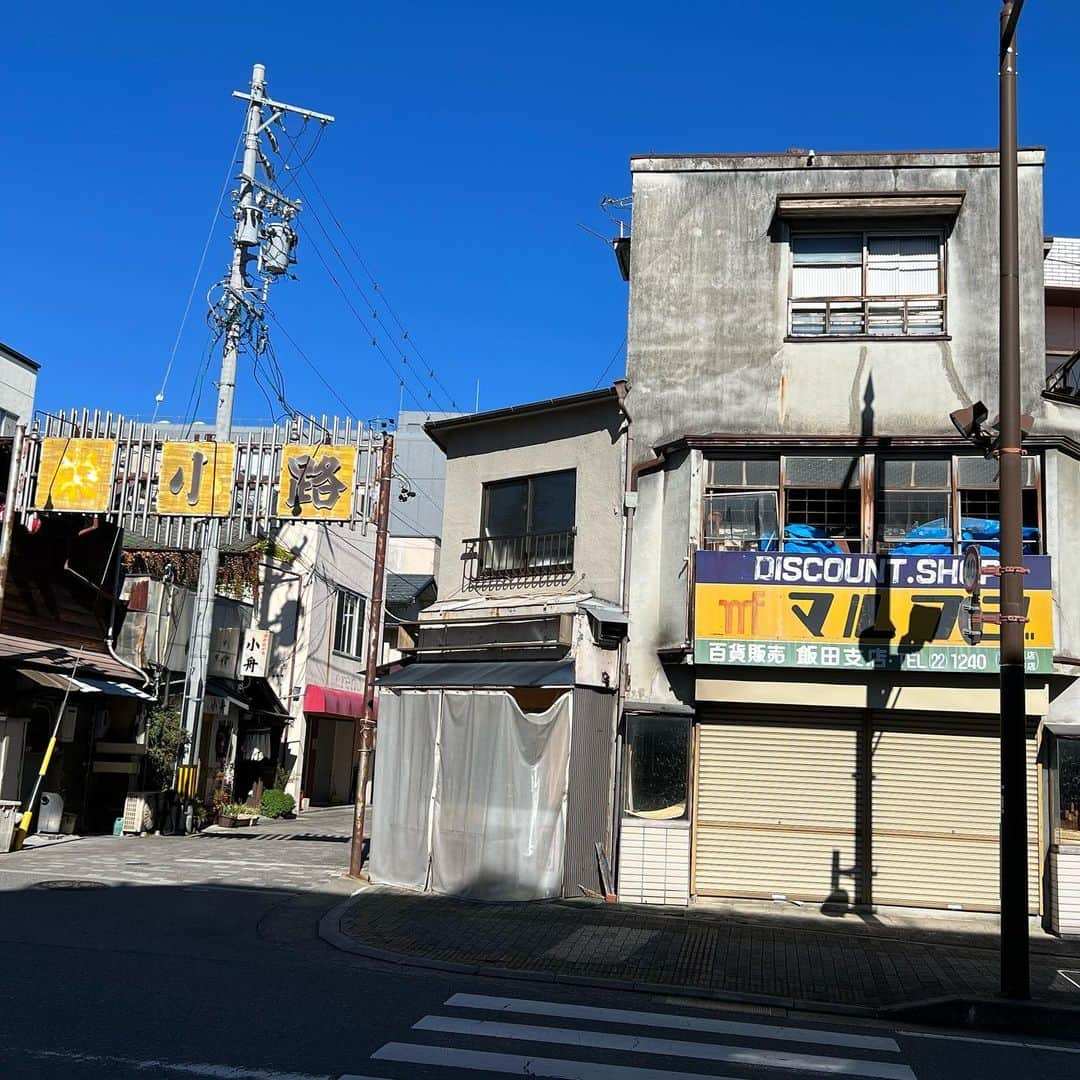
[179,64,333,803]
[349,433,394,878]
[997,0,1029,1001]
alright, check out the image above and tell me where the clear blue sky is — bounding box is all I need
[3,2,1078,426]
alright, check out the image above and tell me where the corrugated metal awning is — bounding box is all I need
[378,659,575,689]
[17,668,153,699]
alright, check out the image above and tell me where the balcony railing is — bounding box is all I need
[1046,349,1080,403]
[462,529,576,587]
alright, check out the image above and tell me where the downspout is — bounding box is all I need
[104,528,151,687]
[63,518,149,687]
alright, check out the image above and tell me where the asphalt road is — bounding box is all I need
[1,812,1078,1079]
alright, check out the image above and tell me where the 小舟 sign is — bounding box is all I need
[694,550,1053,675]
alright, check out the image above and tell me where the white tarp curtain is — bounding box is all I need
[368,691,439,890]
[369,688,572,900]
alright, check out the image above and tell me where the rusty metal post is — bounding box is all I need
[998,0,1029,1001]
[0,423,26,629]
[349,432,394,878]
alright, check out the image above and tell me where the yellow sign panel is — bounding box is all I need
[156,442,236,516]
[275,445,356,520]
[34,438,116,512]
[695,582,1054,651]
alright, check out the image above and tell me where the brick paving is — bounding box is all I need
[336,886,1080,1009]
[0,806,357,894]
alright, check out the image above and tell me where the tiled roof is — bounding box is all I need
[1046,236,1080,289]
[385,573,435,608]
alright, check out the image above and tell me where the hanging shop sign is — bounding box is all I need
[694,550,1054,675]
[275,444,356,521]
[32,438,117,513]
[15,412,382,544]
[156,441,237,516]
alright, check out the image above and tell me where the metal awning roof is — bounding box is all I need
[17,669,154,699]
[378,659,575,689]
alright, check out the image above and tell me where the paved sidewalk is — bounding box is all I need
[0,805,358,894]
[328,886,1080,1011]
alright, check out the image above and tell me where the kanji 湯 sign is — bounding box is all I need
[694,550,1054,675]
[33,438,116,512]
[275,445,355,520]
[156,442,236,516]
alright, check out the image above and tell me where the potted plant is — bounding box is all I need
[218,802,260,828]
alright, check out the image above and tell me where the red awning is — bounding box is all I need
[303,683,365,719]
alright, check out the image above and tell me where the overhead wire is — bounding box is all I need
[593,334,627,389]
[154,128,245,422]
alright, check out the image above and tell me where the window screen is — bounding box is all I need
[706,459,780,488]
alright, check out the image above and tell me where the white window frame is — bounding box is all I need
[332,587,366,659]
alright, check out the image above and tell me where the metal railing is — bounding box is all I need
[789,295,946,337]
[1046,349,1080,402]
[463,528,576,585]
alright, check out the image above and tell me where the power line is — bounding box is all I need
[593,334,627,389]
[273,128,460,413]
[154,129,244,422]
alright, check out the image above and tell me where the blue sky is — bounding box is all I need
[3,2,1078,426]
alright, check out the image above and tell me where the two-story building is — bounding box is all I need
[369,387,630,900]
[616,147,1080,933]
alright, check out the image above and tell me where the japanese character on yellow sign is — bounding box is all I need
[275,445,355,520]
[33,438,116,512]
[156,441,236,516]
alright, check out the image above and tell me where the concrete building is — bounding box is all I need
[0,341,39,435]
[617,147,1080,931]
[120,517,378,811]
[369,388,629,900]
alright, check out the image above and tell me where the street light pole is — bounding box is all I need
[997,0,1029,1001]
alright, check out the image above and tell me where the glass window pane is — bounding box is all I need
[484,479,528,536]
[784,488,861,552]
[792,265,861,298]
[877,491,952,549]
[784,456,860,487]
[703,491,779,551]
[790,304,826,335]
[624,716,689,820]
[792,234,862,264]
[1058,738,1080,845]
[878,459,951,490]
[867,235,940,296]
[958,456,1036,489]
[529,470,576,534]
[707,459,780,488]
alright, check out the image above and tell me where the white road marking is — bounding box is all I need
[375,1042,763,1079]
[17,1049,345,1079]
[414,1015,916,1079]
[896,1029,1080,1054]
[444,992,901,1052]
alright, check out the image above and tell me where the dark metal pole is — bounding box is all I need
[0,423,26,629]
[349,433,394,879]
[998,0,1030,1001]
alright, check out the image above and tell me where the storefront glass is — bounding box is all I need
[623,715,690,820]
[1054,736,1080,846]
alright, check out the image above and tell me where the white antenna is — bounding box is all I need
[475,379,480,414]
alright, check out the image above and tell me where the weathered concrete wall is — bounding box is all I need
[0,348,37,428]
[626,150,1047,457]
[436,399,625,604]
[1043,450,1080,665]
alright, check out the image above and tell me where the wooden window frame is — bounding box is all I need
[787,227,948,340]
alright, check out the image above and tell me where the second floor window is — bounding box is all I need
[333,588,366,658]
[790,231,945,338]
[478,469,576,575]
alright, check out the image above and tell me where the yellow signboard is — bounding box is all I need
[33,438,116,512]
[275,445,355,521]
[156,441,236,516]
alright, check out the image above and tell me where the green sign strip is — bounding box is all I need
[694,638,1054,675]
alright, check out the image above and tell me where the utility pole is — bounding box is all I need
[179,64,333,806]
[997,0,1029,1001]
[349,433,394,878]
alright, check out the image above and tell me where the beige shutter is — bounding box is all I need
[870,714,1039,912]
[693,710,861,902]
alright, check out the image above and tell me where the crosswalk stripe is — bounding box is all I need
[444,992,901,1053]
[413,1015,915,1080]
[375,1042,769,1079]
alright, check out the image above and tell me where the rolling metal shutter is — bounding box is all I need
[693,709,861,902]
[870,714,1039,912]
